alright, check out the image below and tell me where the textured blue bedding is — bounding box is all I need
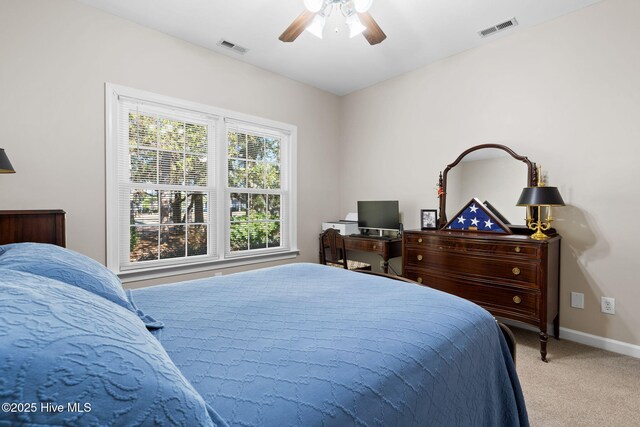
[0,268,224,427]
[133,263,528,427]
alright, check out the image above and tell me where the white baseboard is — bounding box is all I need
[502,320,640,359]
[559,327,640,359]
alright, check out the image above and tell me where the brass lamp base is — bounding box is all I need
[527,219,553,240]
[530,227,550,240]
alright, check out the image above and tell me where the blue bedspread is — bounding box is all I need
[132,263,528,427]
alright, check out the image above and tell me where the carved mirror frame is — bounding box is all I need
[437,144,537,229]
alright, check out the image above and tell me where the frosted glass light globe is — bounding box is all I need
[304,0,324,13]
[353,0,373,13]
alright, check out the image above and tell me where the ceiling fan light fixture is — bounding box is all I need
[280,0,384,45]
[306,14,326,39]
[303,0,325,13]
[353,0,373,13]
[346,14,366,38]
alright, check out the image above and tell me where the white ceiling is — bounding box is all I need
[77,0,601,95]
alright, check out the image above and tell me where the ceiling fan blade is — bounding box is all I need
[279,10,316,42]
[358,12,387,45]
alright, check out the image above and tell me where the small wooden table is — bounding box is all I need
[344,235,402,274]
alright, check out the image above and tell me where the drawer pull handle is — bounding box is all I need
[512,267,521,276]
[418,238,423,243]
[514,246,521,253]
[417,254,423,261]
[417,277,423,284]
[513,296,522,304]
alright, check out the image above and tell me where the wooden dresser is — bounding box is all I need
[0,210,66,247]
[403,229,560,361]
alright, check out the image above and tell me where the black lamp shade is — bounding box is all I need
[0,149,15,173]
[517,186,565,206]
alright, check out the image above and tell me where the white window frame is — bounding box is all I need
[106,83,298,281]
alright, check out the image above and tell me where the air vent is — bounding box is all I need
[478,17,518,38]
[217,39,249,55]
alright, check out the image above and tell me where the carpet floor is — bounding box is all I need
[512,327,640,427]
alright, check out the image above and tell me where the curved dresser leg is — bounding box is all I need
[539,331,549,362]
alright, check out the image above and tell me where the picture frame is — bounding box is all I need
[420,209,438,230]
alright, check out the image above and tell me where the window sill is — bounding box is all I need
[118,250,299,283]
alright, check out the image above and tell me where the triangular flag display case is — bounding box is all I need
[443,197,511,234]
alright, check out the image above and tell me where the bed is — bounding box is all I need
[0,242,528,426]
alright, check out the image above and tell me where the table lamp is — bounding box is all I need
[516,168,564,240]
[0,149,15,173]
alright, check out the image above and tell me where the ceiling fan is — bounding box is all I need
[279,0,387,45]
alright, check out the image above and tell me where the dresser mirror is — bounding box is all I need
[438,144,537,229]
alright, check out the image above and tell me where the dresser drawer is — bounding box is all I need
[404,268,540,317]
[405,248,540,288]
[404,233,539,259]
[346,238,385,254]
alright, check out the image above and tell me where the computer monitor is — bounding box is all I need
[357,201,400,235]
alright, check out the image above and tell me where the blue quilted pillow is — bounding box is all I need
[0,269,228,427]
[0,243,162,330]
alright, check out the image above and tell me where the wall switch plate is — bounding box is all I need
[601,297,615,315]
[571,292,585,309]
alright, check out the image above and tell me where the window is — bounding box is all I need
[226,124,288,256]
[126,109,214,266]
[106,84,297,278]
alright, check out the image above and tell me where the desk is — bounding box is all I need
[344,235,402,274]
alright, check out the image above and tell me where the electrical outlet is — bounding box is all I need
[379,260,385,270]
[601,297,615,315]
[571,292,584,309]
[214,272,223,277]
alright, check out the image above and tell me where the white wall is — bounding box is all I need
[340,0,640,346]
[0,0,342,286]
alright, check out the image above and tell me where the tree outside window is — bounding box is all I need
[228,130,282,253]
[128,113,209,263]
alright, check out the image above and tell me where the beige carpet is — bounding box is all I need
[512,327,640,427]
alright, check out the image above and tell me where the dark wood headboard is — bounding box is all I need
[0,210,66,247]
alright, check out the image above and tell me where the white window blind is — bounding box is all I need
[225,121,290,257]
[115,98,217,270]
[106,84,298,277]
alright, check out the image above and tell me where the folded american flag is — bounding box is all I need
[446,198,507,233]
